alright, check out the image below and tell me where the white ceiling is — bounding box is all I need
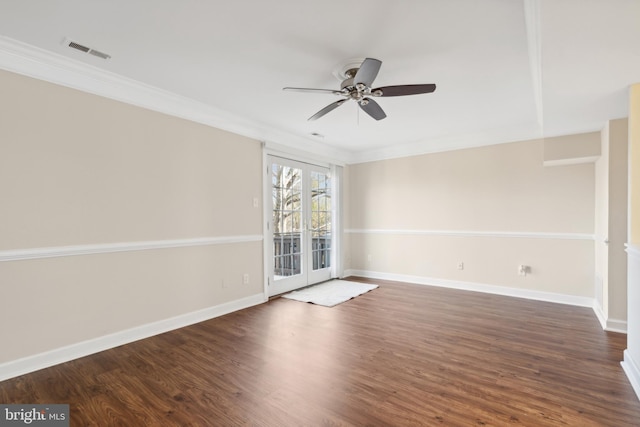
[0,0,639,163]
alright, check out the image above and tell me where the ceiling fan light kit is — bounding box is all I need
[284,58,436,121]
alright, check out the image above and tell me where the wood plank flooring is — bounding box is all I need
[1,277,639,426]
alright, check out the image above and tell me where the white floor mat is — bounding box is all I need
[281,280,378,307]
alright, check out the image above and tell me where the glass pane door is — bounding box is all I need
[308,168,332,284]
[267,156,332,296]
[272,162,303,282]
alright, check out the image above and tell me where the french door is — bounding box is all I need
[267,156,332,296]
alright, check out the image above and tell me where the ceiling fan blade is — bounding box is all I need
[354,58,382,87]
[372,84,437,97]
[283,87,345,95]
[308,99,348,121]
[359,98,387,121]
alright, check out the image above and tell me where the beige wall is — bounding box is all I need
[594,123,609,315]
[543,131,601,163]
[0,70,264,364]
[0,72,262,249]
[608,118,629,322]
[595,119,629,327]
[345,137,595,299]
[347,139,593,233]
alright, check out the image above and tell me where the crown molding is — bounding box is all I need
[0,36,350,164]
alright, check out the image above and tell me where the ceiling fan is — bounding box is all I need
[283,58,436,121]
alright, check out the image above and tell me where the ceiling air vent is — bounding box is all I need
[62,37,111,60]
[68,41,90,53]
[88,49,110,60]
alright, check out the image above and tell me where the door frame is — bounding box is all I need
[262,151,340,297]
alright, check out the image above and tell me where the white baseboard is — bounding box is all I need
[591,301,627,333]
[0,293,266,382]
[344,269,595,308]
[606,318,628,334]
[622,350,640,401]
[593,300,607,329]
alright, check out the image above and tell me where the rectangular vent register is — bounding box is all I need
[62,37,111,60]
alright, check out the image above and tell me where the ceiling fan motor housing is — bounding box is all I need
[340,77,355,90]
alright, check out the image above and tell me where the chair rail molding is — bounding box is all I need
[345,228,594,240]
[0,235,263,262]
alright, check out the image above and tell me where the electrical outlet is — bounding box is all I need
[243,273,250,285]
[457,261,464,270]
[518,265,530,276]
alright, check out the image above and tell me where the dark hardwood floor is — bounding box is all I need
[2,277,639,426]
